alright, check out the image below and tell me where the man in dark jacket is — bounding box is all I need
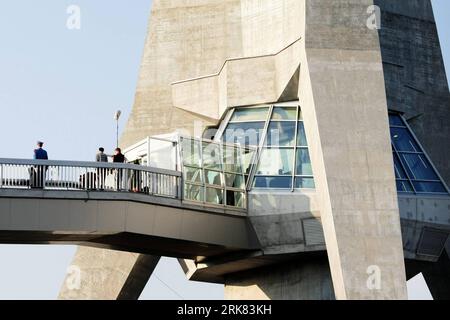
[113,148,126,190]
[32,141,48,188]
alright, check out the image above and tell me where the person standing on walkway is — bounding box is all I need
[95,147,108,190]
[113,148,126,190]
[32,141,48,188]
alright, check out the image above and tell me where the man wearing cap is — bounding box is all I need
[31,141,48,188]
[34,141,48,160]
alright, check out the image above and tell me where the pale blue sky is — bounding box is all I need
[0,0,448,299]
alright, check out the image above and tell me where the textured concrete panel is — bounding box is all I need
[225,256,334,300]
[300,0,407,299]
[10,198,39,231]
[59,246,159,300]
[39,199,70,231]
[376,0,450,185]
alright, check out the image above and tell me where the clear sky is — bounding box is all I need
[0,0,448,299]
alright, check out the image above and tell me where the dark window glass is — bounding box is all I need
[253,176,292,189]
[400,153,439,181]
[226,191,245,208]
[393,153,408,179]
[412,181,447,194]
[390,127,420,152]
[266,122,296,146]
[389,114,405,127]
[223,122,265,147]
[396,180,414,193]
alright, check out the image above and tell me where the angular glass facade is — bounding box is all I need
[389,113,449,195]
[180,137,249,208]
[220,104,315,191]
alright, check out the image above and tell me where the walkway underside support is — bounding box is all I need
[59,246,160,300]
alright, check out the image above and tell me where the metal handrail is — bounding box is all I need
[0,158,181,199]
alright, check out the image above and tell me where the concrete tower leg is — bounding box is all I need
[299,0,408,299]
[59,246,160,300]
[224,256,335,300]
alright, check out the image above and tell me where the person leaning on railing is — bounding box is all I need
[95,147,109,190]
[31,141,48,188]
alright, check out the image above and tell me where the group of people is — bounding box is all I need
[31,141,128,190]
[33,142,126,164]
[95,147,126,164]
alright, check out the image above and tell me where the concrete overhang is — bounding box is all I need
[171,38,302,120]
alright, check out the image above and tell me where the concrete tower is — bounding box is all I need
[60,0,450,300]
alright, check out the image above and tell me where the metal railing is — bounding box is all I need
[0,158,181,199]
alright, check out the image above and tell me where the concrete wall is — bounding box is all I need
[376,0,450,184]
[299,0,407,299]
[225,256,334,300]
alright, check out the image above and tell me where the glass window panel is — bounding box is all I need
[223,146,243,174]
[202,142,221,170]
[230,107,269,122]
[223,122,265,147]
[242,149,256,175]
[226,191,245,208]
[257,148,294,176]
[183,166,203,184]
[393,153,408,179]
[271,107,297,121]
[265,122,296,147]
[296,149,313,176]
[400,153,439,181]
[390,127,420,152]
[205,170,222,186]
[225,173,245,189]
[297,122,308,146]
[253,176,292,189]
[181,138,201,167]
[412,181,447,194]
[295,177,315,189]
[184,184,204,202]
[396,180,414,193]
[206,187,224,205]
[389,114,405,127]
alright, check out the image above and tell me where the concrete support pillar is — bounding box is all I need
[59,246,160,300]
[225,256,334,300]
[299,0,407,299]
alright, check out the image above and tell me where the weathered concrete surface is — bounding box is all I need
[376,0,450,185]
[121,0,304,146]
[224,255,334,300]
[120,0,244,146]
[59,247,159,300]
[171,39,301,120]
[299,0,407,299]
